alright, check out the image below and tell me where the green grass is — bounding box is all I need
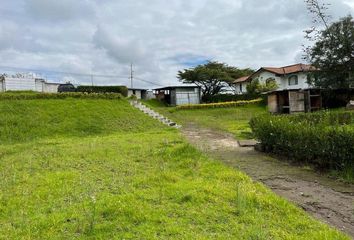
[143,99,266,139]
[0,98,349,239]
[0,99,163,144]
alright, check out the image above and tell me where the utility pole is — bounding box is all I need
[91,74,94,86]
[130,63,134,88]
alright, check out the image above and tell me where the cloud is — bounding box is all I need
[0,0,353,88]
[25,0,96,22]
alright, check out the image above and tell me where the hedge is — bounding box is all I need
[176,98,263,110]
[202,93,263,103]
[250,112,354,171]
[76,85,128,97]
[0,92,124,100]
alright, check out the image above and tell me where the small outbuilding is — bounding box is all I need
[267,89,322,114]
[153,86,201,106]
[128,88,149,100]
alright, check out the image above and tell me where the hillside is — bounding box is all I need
[0,98,164,144]
[0,97,348,239]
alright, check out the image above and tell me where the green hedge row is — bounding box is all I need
[176,98,263,110]
[76,86,128,97]
[250,112,354,171]
[0,92,124,100]
[202,93,264,103]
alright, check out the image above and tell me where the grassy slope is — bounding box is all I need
[0,98,348,239]
[0,99,162,144]
[143,99,266,139]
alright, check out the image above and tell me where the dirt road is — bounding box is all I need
[181,124,354,237]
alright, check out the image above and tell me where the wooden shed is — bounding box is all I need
[267,89,322,114]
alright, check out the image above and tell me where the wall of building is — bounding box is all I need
[44,83,59,93]
[175,87,200,105]
[254,71,311,91]
[128,89,142,99]
[4,77,36,91]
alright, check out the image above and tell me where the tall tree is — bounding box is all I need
[178,61,253,96]
[306,15,354,88]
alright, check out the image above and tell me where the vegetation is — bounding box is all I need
[250,111,354,182]
[178,61,254,96]
[0,97,348,239]
[246,78,278,94]
[144,99,266,140]
[304,0,354,89]
[0,92,123,100]
[176,99,263,110]
[76,85,128,97]
[0,98,160,144]
[202,93,263,103]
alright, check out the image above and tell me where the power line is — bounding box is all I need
[134,77,164,87]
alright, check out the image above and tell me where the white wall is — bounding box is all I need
[44,83,59,93]
[253,71,312,91]
[234,82,249,94]
[35,80,44,92]
[0,79,4,92]
[4,77,36,91]
[128,89,142,99]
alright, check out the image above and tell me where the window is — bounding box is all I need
[288,75,298,86]
[133,90,136,95]
[240,84,243,92]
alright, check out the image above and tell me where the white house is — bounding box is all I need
[233,63,315,94]
[0,75,60,93]
[233,64,322,114]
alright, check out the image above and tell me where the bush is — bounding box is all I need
[202,93,264,103]
[250,111,354,172]
[176,98,263,110]
[0,92,123,100]
[76,86,128,97]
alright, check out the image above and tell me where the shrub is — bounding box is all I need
[76,86,128,97]
[202,93,264,103]
[0,92,123,100]
[176,98,263,110]
[250,112,354,172]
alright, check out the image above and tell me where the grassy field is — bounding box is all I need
[143,99,266,139]
[0,98,349,239]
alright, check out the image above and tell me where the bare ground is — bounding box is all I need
[181,124,354,238]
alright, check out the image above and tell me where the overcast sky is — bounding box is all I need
[0,0,353,88]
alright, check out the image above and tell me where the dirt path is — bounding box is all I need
[181,124,354,237]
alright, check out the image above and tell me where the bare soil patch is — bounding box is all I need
[182,124,354,237]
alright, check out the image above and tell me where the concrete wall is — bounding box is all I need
[253,71,311,91]
[44,83,59,93]
[128,89,142,99]
[4,77,36,91]
[234,82,249,94]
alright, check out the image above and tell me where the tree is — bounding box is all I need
[306,15,354,89]
[177,61,254,96]
[246,78,278,95]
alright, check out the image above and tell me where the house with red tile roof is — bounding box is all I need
[234,64,321,113]
[233,63,316,94]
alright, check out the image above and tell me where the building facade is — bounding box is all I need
[0,76,60,93]
[154,86,201,106]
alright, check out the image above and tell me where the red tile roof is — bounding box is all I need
[233,64,315,84]
[234,76,250,83]
[262,64,315,75]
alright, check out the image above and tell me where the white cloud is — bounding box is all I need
[0,0,353,88]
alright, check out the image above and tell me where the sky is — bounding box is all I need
[0,0,353,88]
